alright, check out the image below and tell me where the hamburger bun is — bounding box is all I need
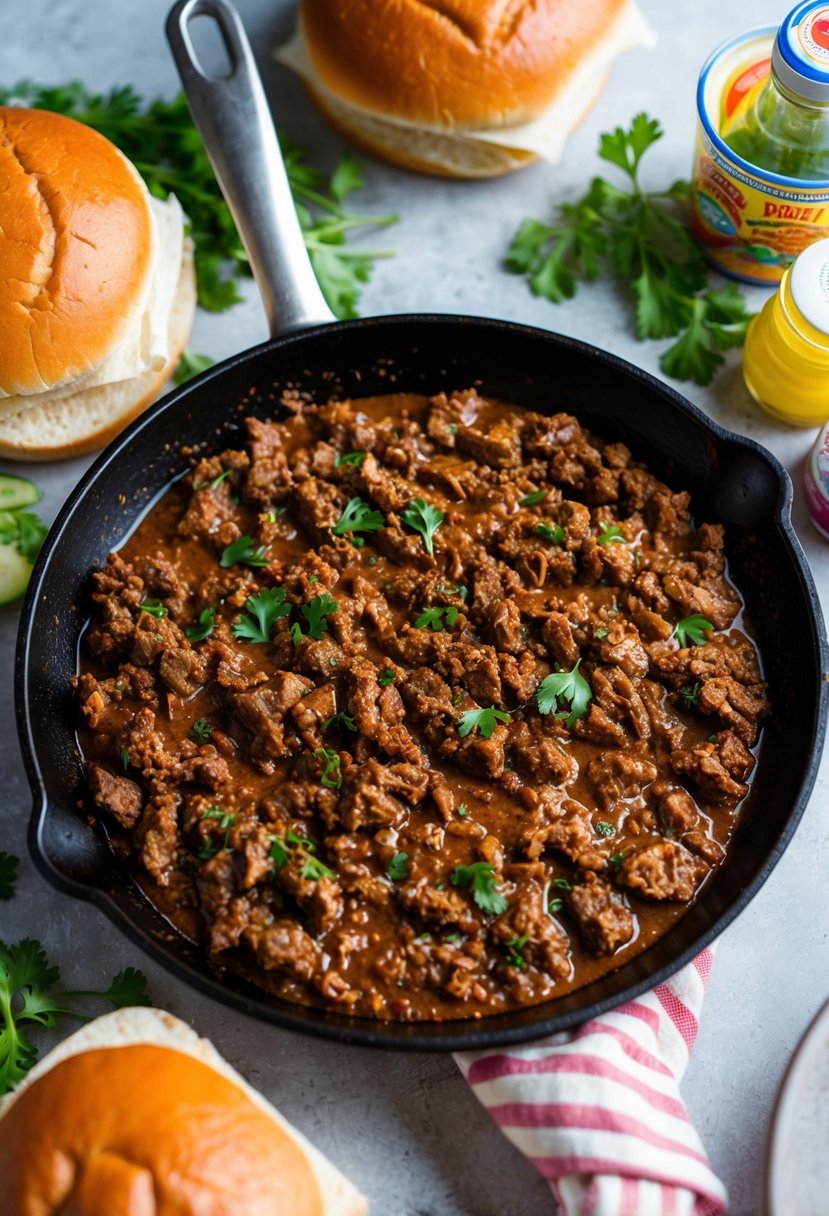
[0,107,196,459]
[278,0,654,178]
[0,1006,367,1216]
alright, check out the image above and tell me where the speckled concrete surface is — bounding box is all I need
[1,2,827,1212]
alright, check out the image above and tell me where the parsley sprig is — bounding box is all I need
[186,606,216,642]
[233,588,290,643]
[673,615,714,647]
[457,706,511,739]
[415,605,459,631]
[386,852,409,881]
[506,113,754,385]
[332,496,384,546]
[0,939,149,1094]
[401,498,444,557]
[290,593,338,643]
[0,510,47,564]
[220,535,268,568]
[597,522,628,547]
[0,82,397,319]
[536,659,592,727]
[450,863,508,916]
[315,747,343,790]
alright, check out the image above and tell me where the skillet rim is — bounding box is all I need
[15,313,829,1050]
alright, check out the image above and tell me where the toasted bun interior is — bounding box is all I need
[0,1008,367,1216]
[0,107,155,397]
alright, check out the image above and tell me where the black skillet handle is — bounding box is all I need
[166,0,335,335]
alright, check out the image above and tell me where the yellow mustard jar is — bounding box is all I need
[743,236,829,424]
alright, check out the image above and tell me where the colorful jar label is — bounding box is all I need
[692,28,829,285]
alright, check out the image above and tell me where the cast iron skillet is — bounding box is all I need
[16,0,828,1050]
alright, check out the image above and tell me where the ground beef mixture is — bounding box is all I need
[75,390,770,1021]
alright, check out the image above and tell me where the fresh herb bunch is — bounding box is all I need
[0,81,397,319]
[0,510,47,564]
[506,113,754,386]
[0,939,149,1094]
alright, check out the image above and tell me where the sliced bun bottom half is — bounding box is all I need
[0,240,197,462]
[0,1006,367,1216]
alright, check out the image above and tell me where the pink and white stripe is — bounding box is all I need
[455,948,726,1216]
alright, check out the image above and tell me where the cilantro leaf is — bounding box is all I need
[173,349,214,386]
[535,659,592,728]
[0,938,150,1095]
[536,523,564,544]
[401,498,444,556]
[186,606,216,642]
[0,853,18,901]
[291,593,339,642]
[457,706,511,739]
[519,490,546,507]
[450,862,509,916]
[220,535,268,568]
[507,112,752,385]
[680,681,701,708]
[673,615,714,647]
[232,587,291,643]
[414,605,459,631]
[504,934,529,969]
[191,718,213,743]
[334,450,367,469]
[378,668,396,687]
[315,747,343,790]
[140,599,168,619]
[595,820,615,837]
[323,711,357,733]
[300,855,337,881]
[0,509,48,564]
[332,496,385,545]
[597,522,629,546]
[386,852,409,881]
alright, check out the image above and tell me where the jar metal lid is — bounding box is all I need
[774,1,829,102]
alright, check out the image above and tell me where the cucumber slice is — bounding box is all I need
[0,474,41,510]
[0,541,33,605]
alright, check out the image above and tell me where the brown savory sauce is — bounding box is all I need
[75,390,769,1021]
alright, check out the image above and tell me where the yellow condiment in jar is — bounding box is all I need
[743,237,829,424]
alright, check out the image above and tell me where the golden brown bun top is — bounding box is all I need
[300,0,631,129]
[0,1044,325,1215]
[0,107,154,396]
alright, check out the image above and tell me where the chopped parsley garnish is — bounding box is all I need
[232,587,291,643]
[269,837,290,869]
[548,898,564,914]
[191,718,212,743]
[457,705,511,739]
[0,938,150,1094]
[334,451,367,469]
[186,606,216,642]
[201,806,236,830]
[457,805,468,818]
[519,490,546,507]
[121,749,130,772]
[597,522,628,546]
[332,496,384,546]
[220,535,268,568]
[323,711,357,733]
[595,820,615,837]
[673,615,714,647]
[450,862,508,916]
[300,856,336,881]
[414,605,459,631]
[609,850,630,870]
[198,806,236,860]
[504,934,529,969]
[378,668,396,687]
[289,592,338,643]
[552,877,572,891]
[536,522,564,543]
[594,627,609,640]
[436,582,468,599]
[535,659,592,727]
[680,681,701,708]
[386,852,409,881]
[0,853,19,901]
[315,747,343,789]
[194,467,232,491]
[401,497,444,556]
[140,599,167,619]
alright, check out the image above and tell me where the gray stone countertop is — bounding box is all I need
[2,1,827,1212]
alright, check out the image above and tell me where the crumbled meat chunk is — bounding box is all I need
[568,874,635,955]
[87,764,144,829]
[617,841,706,901]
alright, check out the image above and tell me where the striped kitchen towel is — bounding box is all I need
[454,948,727,1216]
